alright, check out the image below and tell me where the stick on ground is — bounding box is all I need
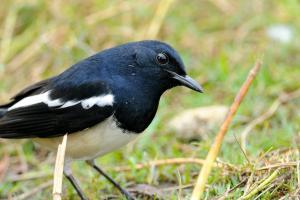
[191,61,262,200]
[53,134,68,200]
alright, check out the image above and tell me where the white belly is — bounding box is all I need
[34,117,139,160]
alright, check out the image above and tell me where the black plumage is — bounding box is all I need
[0,81,113,138]
[0,40,203,200]
[0,40,202,139]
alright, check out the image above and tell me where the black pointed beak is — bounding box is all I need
[166,70,203,93]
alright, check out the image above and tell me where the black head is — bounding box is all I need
[132,40,203,93]
[95,40,203,133]
[97,40,202,97]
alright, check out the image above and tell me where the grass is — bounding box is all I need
[0,0,300,199]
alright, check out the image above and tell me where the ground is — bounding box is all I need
[0,0,300,199]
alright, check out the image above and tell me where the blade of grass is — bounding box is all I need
[238,169,280,200]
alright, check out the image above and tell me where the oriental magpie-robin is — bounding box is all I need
[0,40,203,199]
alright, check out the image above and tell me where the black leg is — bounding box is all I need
[64,167,88,200]
[86,160,135,200]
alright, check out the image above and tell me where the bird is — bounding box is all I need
[0,40,203,200]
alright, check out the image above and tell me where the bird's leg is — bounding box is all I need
[64,164,88,200]
[86,160,135,200]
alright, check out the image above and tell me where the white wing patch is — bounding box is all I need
[8,91,61,111]
[81,95,114,109]
[8,91,114,111]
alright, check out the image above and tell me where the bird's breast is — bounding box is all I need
[34,117,139,160]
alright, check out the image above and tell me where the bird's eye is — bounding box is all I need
[156,53,169,65]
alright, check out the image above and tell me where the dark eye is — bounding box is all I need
[156,53,169,65]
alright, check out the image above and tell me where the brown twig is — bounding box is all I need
[112,157,237,172]
[113,157,299,173]
[53,134,67,200]
[114,158,205,172]
[241,89,300,151]
[256,162,298,171]
[191,61,262,200]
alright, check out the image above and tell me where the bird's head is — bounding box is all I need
[98,41,204,132]
[103,40,203,95]
[133,40,203,93]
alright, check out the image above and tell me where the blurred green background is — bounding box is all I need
[0,0,300,199]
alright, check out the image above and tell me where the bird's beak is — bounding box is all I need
[166,70,203,93]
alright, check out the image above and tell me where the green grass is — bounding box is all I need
[0,0,300,199]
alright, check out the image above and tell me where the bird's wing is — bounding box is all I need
[0,79,51,109]
[0,80,114,138]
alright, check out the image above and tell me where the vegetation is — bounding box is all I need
[0,0,300,199]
